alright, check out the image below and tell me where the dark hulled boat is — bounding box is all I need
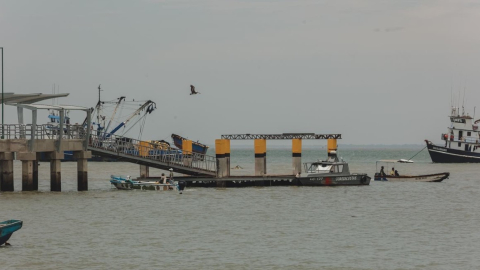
[297,151,370,186]
[171,134,209,155]
[425,106,480,163]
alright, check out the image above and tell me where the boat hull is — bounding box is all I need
[426,141,480,163]
[374,172,449,182]
[298,174,370,186]
[110,177,178,191]
[171,134,208,155]
[0,220,23,246]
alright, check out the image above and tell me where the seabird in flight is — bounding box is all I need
[190,85,200,95]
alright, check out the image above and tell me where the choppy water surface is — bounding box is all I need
[2,147,480,269]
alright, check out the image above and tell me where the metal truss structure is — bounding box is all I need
[220,133,342,140]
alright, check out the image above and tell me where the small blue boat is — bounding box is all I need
[0,220,23,246]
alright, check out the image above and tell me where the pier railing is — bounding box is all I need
[0,124,216,173]
[0,124,86,140]
[87,131,217,173]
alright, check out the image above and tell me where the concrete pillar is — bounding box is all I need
[33,160,39,191]
[140,165,149,178]
[0,152,14,191]
[224,139,231,177]
[17,152,37,191]
[254,139,266,176]
[215,139,227,187]
[292,138,302,175]
[182,139,193,167]
[327,139,338,161]
[49,152,64,192]
[74,151,92,191]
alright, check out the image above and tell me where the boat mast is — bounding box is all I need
[104,96,126,134]
[106,100,156,137]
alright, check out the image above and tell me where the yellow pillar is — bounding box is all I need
[215,139,226,178]
[254,139,266,176]
[182,139,193,167]
[327,139,338,161]
[292,139,302,175]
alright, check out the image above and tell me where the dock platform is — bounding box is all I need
[141,175,298,187]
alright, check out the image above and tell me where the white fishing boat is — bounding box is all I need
[374,160,449,182]
[425,106,480,163]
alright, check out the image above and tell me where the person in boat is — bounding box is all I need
[394,170,400,176]
[161,173,167,184]
[390,167,395,176]
[168,168,174,184]
[379,166,386,176]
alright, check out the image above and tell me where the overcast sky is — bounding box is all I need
[1,0,480,146]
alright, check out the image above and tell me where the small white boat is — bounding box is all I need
[374,160,449,182]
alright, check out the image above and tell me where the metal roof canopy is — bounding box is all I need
[221,133,342,140]
[14,103,89,111]
[1,93,70,104]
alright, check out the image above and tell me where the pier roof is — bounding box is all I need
[1,93,69,104]
[14,103,89,111]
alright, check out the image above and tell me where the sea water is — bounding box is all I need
[1,146,480,269]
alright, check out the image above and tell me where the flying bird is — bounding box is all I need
[190,85,200,95]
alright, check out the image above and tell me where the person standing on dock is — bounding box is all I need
[168,168,174,184]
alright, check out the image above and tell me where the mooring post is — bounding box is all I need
[254,139,266,176]
[215,139,226,187]
[224,139,230,177]
[327,139,338,160]
[0,152,14,191]
[182,139,193,167]
[292,138,302,175]
[49,151,64,192]
[17,152,37,191]
[140,165,149,178]
[74,151,91,191]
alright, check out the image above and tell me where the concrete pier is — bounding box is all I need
[292,138,302,175]
[18,152,37,191]
[33,154,40,191]
[215,139,227,187]
[254,139,266,176]
[224,139,231,177]
[49,152,64,192]
[0,152,14,191]
[140,165,150,178]
[74,151,91,191]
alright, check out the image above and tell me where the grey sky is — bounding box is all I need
[1,0,480,146]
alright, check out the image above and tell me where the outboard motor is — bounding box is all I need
[177,180,186,194]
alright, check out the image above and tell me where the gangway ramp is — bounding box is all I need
[87,133,216,177]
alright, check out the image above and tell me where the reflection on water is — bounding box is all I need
[2,147,480,269]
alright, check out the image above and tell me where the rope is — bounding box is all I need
[407,145,427,161]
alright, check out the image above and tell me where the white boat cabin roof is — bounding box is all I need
[376,159,414,163]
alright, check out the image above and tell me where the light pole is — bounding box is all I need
[1,47,3,139]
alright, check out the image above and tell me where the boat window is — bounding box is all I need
[308,164,332,174]
[467,132,471,136]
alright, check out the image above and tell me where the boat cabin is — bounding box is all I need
[303,161,350,175]
[440,107,480,152]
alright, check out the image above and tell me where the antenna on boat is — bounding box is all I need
[462,88,466,116]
